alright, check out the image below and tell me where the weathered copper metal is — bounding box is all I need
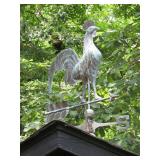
[48,25,102,103]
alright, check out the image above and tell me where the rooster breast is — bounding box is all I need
[72,47,102,82]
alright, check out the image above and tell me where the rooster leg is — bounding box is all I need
[80,83,87,103]
[92,77,102,100]
[88,79,91,109]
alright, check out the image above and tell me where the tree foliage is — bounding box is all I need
[20,4,140,154]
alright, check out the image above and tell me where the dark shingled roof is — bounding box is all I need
[20,120,138,156]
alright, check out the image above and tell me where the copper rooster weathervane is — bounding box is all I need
[46,21,129,134]
[48,21,102,103]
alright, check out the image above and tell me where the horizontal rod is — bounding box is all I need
[45,96,118,115]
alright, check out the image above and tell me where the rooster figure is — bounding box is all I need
[48,25,102,104]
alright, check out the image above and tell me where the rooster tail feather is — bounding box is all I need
[48,48,79,95]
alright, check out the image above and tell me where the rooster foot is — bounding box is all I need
[95,95,102,100]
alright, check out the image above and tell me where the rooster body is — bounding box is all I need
[48,26,102,104]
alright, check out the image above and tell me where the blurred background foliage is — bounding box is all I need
[20,4,140,154]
